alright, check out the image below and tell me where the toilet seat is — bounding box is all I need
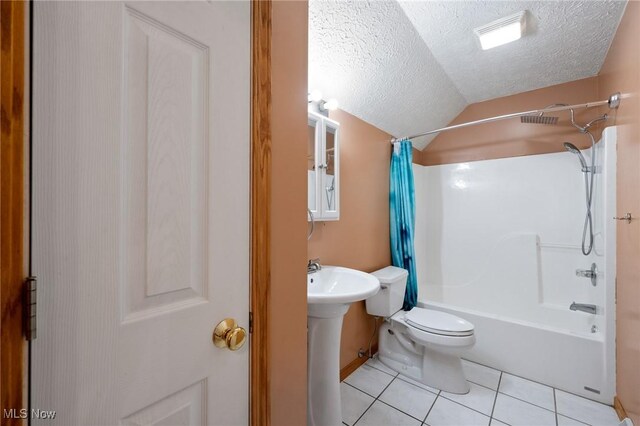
[405,308,474,337]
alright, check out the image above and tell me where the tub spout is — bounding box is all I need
[570,302,597,315]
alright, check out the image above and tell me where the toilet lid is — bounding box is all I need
[405,308,474,337]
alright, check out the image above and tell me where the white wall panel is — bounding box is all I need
[414,128,616,336]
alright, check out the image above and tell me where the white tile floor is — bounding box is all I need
[341,358,621,426]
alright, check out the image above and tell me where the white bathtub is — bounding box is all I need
[421,300,613,403]
[413,127,617,404]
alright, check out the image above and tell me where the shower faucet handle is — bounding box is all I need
[613,213,633,224]
[575,263,597,287]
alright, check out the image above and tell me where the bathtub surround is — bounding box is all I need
[413,129,617,403]
[597,1,640,423]
[308,109,398,370]
[390,140,418,310]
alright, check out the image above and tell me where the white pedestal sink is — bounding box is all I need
[307,266,380,426]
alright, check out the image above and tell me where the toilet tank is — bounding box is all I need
[366,266,408,317]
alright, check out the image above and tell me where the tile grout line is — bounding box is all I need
[349,366,438,426]
[467,359,615,412]
[460,374,604,426]
[342,381,379,400]
[554,410,594,426]
[494,389,558,414]
[368,377,439,424]
[365,358,442,398]
[552,387,615,425]
[468,379,556,414]
[349,388,379,426]
[352,375,398,426]
[351,398,376,426]
[489,371,503,423]
[435,392,494,420]
[468,378,500,392]
[377,399,430,424]
[352,365,492,422]
[347,362,605,426]
[553,388,618,425]
[395,376,441,396]
[363,359,399,378]
[554,387,617,409]
[467,359,591,401]
[421,394,439,426]
[554,388,559,426]
[492,366,561,390]
[466,368,562,416]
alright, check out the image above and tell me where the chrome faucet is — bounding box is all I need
[307,258,322,274]
[570,302,597,315]
[575,263,598,286]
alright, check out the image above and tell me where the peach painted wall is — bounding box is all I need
[412,147,425,165]
[307,109,393,369]
[421,77,604,166]
[271,2,308,424]
[598,2,640,422]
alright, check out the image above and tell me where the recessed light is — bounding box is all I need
[474,11,527,50]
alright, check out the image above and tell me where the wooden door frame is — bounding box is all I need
[250,1,272,425]
[2,1,274,424]
[1,0,28,424]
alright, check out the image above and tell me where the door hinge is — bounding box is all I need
[249,312,253,334]
[24,276,37,341]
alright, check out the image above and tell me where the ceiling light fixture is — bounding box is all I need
[320,98,339,111]
[474,11,527,50]
[308,90,323,103]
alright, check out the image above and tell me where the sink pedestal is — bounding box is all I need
[306,266,380,426]
[307,303,350,426]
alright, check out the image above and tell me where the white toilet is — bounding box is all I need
[366,266,476,394]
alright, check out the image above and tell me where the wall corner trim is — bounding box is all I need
[250,1,272,425]
[339,345,378,382]
[1,1,27,423]
[615,396,630,421]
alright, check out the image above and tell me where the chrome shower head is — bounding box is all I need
[521,103,568,125]
[564,142,589,172]
[520,114,559,125]
[563,142,581,154]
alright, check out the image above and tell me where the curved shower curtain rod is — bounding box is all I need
[391,92,622,143]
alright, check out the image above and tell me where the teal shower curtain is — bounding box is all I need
[390,139,418,310]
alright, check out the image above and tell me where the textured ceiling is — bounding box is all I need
[309,0,467,149]
[399,0,627,104]
[308,0,627,150]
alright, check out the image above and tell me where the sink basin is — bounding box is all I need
[307,266,380,426]
[307,266,380,305]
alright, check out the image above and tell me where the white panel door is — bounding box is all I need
[32,1,250,424]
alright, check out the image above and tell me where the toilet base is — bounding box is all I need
[422,346,470,394]
[377,322,473,394]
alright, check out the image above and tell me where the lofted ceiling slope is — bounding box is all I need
[309,0,627,150]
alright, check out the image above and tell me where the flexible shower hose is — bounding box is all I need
[581,131,596,256]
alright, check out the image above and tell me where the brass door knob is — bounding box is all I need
[213,318,247,351]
